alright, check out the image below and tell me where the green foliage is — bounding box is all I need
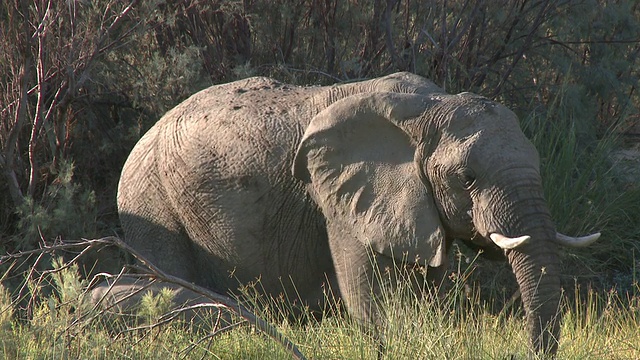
[137,287,177,323]
[522,81,640,288]
[0,285,13,331]
[14,161,97,250]
[49,257,92,316]
[0,258,96,359]
[0,0,214,254]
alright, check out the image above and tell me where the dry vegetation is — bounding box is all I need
[1,0,639,358]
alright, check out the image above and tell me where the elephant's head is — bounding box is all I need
[293,90,599,354]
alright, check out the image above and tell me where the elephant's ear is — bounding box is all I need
[292,92,447,267]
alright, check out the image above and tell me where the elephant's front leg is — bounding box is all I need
[326,226,398,333]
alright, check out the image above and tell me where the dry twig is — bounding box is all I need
[1,236,308,360]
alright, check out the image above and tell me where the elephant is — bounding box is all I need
[110,72,600,354]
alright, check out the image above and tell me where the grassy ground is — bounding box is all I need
[0,284,640,359]
[0,260,638,360]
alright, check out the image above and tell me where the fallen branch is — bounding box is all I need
[0,238,115,264]
[1,236,308,360]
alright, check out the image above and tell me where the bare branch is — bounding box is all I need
[2,236,308,360]
[383,0,400,70]
[491,0,552,98]
[1,0,32,207]
[109,237,308,360]
[28,0,52,197]
[0,0,142,205]
[0,238,115,264]
[57,0,140,112]
[121,302,241,334]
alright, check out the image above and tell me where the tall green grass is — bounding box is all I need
[522,87,640,290]
[1,255,638,359]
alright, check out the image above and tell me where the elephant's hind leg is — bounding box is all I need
[118,209,198,283]
[90,276,234,329]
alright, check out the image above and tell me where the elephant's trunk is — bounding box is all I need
[507,236,561,354]
[478,173,562,354]
[503,194,562,354]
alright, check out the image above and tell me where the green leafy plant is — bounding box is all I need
[137,287,178,323]
[14,161,97,250]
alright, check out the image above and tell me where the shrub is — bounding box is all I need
[14,161,97,250]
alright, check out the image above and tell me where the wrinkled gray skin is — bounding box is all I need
[115,73,563,353]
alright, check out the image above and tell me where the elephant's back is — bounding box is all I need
[120,76,321,208]
[153,77,320,189]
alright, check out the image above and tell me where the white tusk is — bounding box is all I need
[554,232,601,247]
[490,233,531,249]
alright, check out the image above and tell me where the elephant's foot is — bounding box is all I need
[90,276,235,330]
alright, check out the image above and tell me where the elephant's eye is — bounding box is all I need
[460,171,476,190]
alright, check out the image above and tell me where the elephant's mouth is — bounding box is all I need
[471,230,493,246]
[473,223,532,250]
[468,208,532,251]
[459,232,507,260]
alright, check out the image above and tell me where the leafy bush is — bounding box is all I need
[13,161,97,250]
[138,287,179,323]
